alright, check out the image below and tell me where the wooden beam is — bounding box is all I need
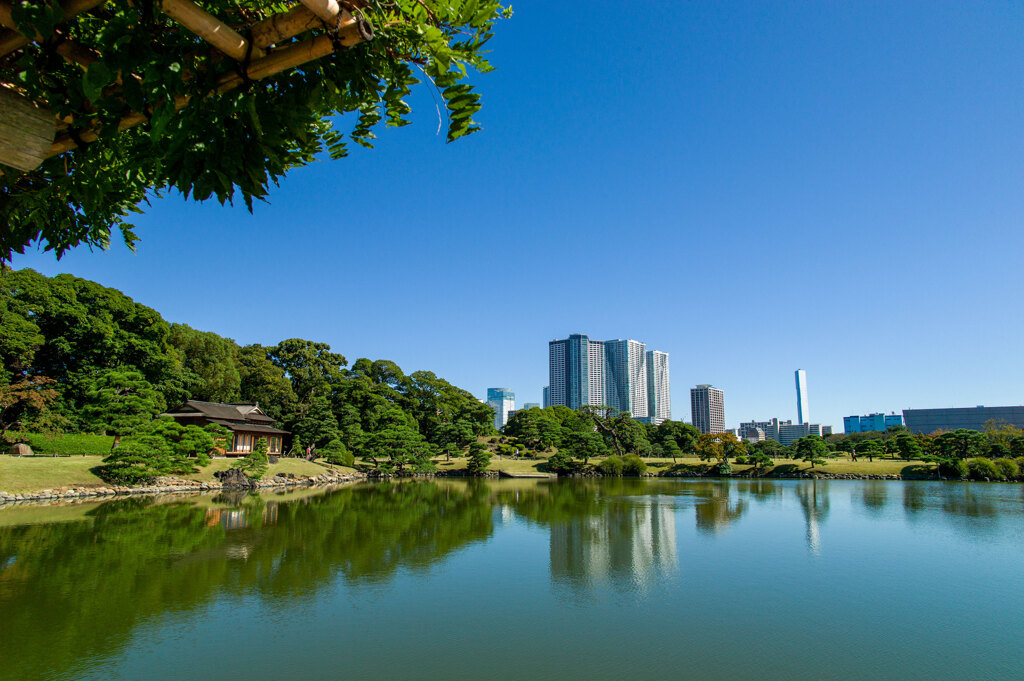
[0,88,56,171]
[0,0,106,57]
[159,0,264,62]
[46,20,370,157]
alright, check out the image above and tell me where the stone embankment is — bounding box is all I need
[0,469,365,505]
[659,471,906,480]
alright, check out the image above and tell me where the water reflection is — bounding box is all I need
[0,478,1022,681]
[795,481,830,555]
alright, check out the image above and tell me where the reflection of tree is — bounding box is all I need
[0,481,494,681]
[857,481,889,514]
[902,484,927,516]
[941,484,998,520]
[795,481,830,555]
[734,479,783,504]
[692,482,747,535]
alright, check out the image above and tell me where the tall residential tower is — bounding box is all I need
[690,384,725,434]
[548,334,669,421]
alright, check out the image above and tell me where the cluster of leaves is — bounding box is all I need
[0,268,495,475]
[99,416,228,484]
[0,0,510,260]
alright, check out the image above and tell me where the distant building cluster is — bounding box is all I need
[843,413,903,434]
[545,334,671,424]
[731,370,831,444]
[738,418,831,445]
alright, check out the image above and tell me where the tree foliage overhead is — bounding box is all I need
[0,0,510,260]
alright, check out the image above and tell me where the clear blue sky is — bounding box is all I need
[12,0,1024,429]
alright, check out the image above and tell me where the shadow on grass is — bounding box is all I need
[766,464,803,477]
[661,462,713,476]
[901,464,937,480]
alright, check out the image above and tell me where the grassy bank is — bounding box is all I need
[0,455,354,493]
[432,454,935,478]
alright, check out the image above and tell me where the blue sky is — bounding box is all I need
[12,0,1024,429]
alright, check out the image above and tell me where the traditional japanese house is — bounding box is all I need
[162,400,288,456]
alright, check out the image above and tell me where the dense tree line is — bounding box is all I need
[0,269,493,475]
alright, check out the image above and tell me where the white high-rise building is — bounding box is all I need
[646,350,671,425]
[795,369,809,425]
[605,339,647,417]
[487,388,515,431]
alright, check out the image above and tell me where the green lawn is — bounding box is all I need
[0,455,357,493]
[432,454,934,478]
[0,455,108,492]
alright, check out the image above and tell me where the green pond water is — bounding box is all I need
[0,478,1022,681]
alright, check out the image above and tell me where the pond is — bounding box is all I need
[0,478,1022,681]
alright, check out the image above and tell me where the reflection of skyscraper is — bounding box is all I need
[795,369,809,425]
[549,503,678,594]
[796,481,829,555]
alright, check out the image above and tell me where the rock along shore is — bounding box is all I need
[0,469,366,506]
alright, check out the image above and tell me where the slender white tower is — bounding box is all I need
[795,369,809,425]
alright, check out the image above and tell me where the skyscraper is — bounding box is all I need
[690,384,725,434]
[548,334,669,420]
[605,339,647,417]
[486,388,515,430]
[795,369,809,425]
[646,350,671,425]
[542,386,550,408]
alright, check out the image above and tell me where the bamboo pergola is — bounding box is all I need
[0,0,374,171]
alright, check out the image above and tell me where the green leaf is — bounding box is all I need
[83,63,112,102]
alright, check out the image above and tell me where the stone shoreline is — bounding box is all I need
[0,470,366,505]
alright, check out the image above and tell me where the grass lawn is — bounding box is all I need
[183,457,356,482]
[0,455,358,493]
[0,455,108,492]
[433,456,549,474]
[432,454,935,478]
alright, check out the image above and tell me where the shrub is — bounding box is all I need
[993,458,1019,480]
[9,432,115,457]
[622,454,647,476]
[1015,457,1024,475]
[597,455,624,475]
[545,451,578,474]
[715,460,733,475]
[967,457,1004,481]
[734,455,748,465]
[234,438,269,481]
[322,439,354,467]
[938,458,968,479]
[466,442,491,474]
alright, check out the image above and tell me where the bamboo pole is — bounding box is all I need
[46,21,368,157]
[250,5,322,49]
[0,0,106,57]
[297,0,349,25]
[160,0,264,62]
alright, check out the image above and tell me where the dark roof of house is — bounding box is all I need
[207,419,289,435]
[163,400,285,432]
